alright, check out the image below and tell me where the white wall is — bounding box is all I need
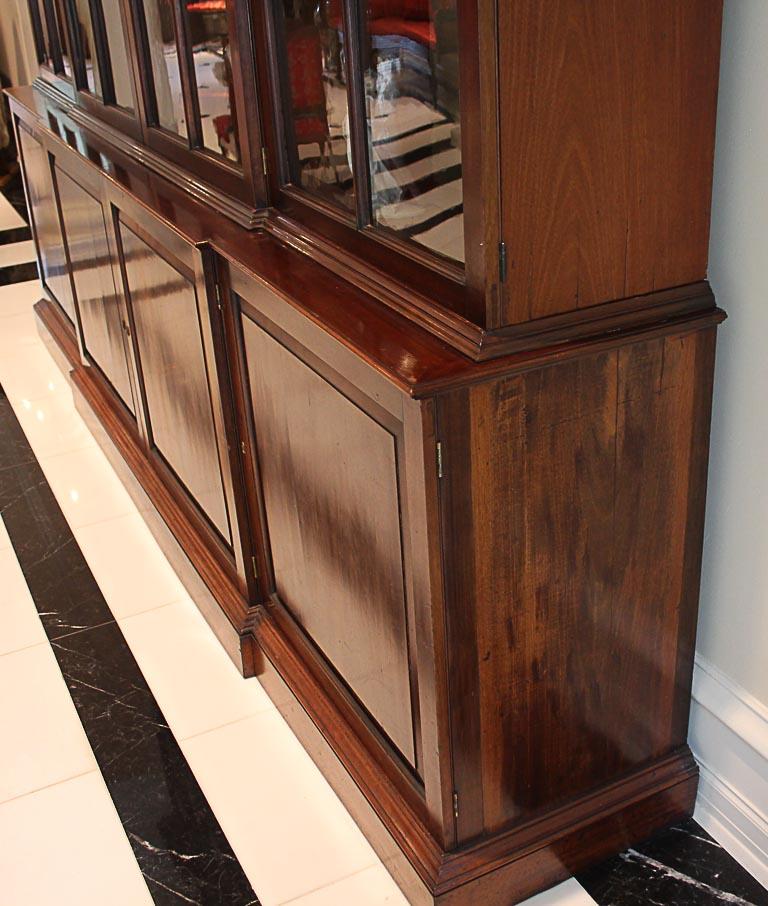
[699,0,768,707]
[691,0,768,884]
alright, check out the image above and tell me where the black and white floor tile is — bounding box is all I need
[1,187,767,906]
[0,172,37,285]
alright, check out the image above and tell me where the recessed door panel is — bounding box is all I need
[17,128,76,323]
[243,317,415,766]
[56,170,135,413]
[118,220,231,543]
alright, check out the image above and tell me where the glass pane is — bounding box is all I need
[73,0,103,96]
[101,0,134,109]
[141,0,188,136]
[361,0,464,263]
[184,2,240,163]
[276,0,354,212]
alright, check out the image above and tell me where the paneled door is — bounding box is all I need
[241,315,417,768]
[55,167,136,413]
[115,214,232,544]
[17,125,77,324]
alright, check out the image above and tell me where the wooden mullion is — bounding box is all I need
[42,0,65,73]
[224,0,262,198]
[87,0,117,104]
[172,0,203,149]
[60,0,88,89]
[341,0,372,229]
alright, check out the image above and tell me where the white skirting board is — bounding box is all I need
[690,654,768,889]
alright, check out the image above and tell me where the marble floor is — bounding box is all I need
[1,192,767,906]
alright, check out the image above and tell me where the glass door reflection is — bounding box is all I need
[360,0,464,263]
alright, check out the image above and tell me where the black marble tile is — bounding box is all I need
[0,399,114,639]
[53,623,259,905]
[0,388,261,905]
[0,225,32,245]
[578,818,768,906]
[0,260,38,285]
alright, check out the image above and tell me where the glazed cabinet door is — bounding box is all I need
[54,165,136,414]
[16,124,77,324]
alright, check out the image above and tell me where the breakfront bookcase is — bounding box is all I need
[7,1,725,902]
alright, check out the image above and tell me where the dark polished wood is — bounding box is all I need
[497,0,723,327]
[438,327,719,842]
[6,3,727,899]
[16,122,77,324]
[116,216,231,544]
[242,316,417,769]
[55,166,135,412]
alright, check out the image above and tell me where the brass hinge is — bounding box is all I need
[498,241,508,283]
[251,555,258,580]
[240,440,247,455]
[121,318,131,337]
[261,147,268,176]
[436,441,444,479]
[214,283,223,311]
[452,791,459,820]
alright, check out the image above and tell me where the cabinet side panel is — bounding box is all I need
[442,328,716,836]
[497,1,722,325]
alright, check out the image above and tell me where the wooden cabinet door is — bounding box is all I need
[115,214,232,546]
[17,125,76,324]
[242,316,417,768]
[55,167,136,413]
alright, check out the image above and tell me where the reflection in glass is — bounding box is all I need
[184,1,240,162]
[73,0,103,96]
[141,0,188,136]
[277,0,354,211]
[361,0,464,263]
[102,0,134,109]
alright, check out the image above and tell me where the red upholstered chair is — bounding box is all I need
[286,25,331,148]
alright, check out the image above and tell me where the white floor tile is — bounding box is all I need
[286,864,408,906]
[0,771,153,906]
[74,512,188,619]
[519,878,598,905]
[37,446,137,530]
[12,391,96,460]
[0,278,41,321]
[0,516,11,551]
[0,643,97,802]
[181,710,379,906]
[119,598,274,738]
[0,239,36,269]
[0,547,48,656]
[0,342,67,403]
[0,194,26,230]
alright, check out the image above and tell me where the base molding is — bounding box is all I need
[690,656,768,889]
